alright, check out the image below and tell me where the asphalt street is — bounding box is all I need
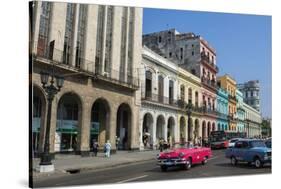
[33,149,271,188]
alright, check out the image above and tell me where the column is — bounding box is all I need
[164,117,168,142]
[109,106,117,151]
[139,114,144,150]
[152,114,157,149]
[130,105,140,150]
[79,100,91,156]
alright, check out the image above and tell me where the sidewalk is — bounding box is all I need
[32,150,159,179]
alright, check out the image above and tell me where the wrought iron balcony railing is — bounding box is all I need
[142,92,178,107]
[33,46,139,88]
[201,77,218,90]
[200,52,219,72]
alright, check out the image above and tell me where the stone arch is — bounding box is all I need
[207,121,211,137]
[188,117,193,141]
[167,116,176,145]
[179,116,186,143]
[142,112,154,149]
[156,114,165,141]
[56,92,83,153]
[32,84,47,154]
[90,97,111,149]
[116,103,132,150]
[212,122,216,131]
[194,119,200,140]
[202,120,207,139]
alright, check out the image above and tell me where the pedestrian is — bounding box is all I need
[163,140,168,150]
[159,138,164,152]
[92,139,99,157]
[104,140,111,158]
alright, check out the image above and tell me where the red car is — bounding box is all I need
[156,147,212,171]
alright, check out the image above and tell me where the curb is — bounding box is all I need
[33,157,155,181]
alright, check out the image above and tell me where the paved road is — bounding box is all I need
[33,149,271,188]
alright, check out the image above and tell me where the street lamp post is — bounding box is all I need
[37,68,64,172]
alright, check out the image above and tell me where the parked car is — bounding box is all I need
[156,147,212,172]
[228,138,243,148]
[225,139,271,168]
[265,138,271,148]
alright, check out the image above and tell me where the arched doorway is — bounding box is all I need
[202,121,206,139]
[90,98,110,150]
[32,86,46,154]
[142,113,153,149]
[188,117,193,141]
[56,93,82,153]
[212,122,216,131]
[167,117,175,145]
[179,116,186,143]
[194,119,200,141]
[156,115,165,142]
[116,103,132,150]
[207,121,211,137]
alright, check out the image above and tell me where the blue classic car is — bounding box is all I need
[225,139,271,168]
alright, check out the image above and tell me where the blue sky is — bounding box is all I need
[143,8,272,118]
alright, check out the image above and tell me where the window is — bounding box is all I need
[63,3,75,65]
[251,91,253,97]
[145,71,152,98]
[195,91,199,107]
[105,6,114,73]
[169,52,172,57]
[75,4,88,68]
[192,51,194,56]
[158,36,162,43]
[120,7,128,78]
[169,80,174,103]
[37,2,52,57]
[158,75,164,102]
[188,88,192,104]
[180,85,185,101]
[180,48,183,60]
[127,8,134,77]
[95,5,105,73]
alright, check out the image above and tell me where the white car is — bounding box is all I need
[228,138,242,148]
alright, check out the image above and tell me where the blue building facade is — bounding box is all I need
[216,88,229,131]
[236,89,245,133]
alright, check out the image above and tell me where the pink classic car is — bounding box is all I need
[156,147,212,171]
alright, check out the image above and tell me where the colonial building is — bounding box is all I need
[31,1,143,156]
[143,29,218,139]
[236,89,245,133]
[140,46,179,149]
[177,67,202,144]
[216,88,229,131]
[243,102,262,137]
[237,80,260,112]
[218,75,237,131]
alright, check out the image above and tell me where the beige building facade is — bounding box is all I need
[31,1,143,156]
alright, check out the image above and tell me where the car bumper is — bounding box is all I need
[157,159,189,166]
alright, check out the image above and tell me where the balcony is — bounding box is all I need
[228,95,237,103]
[142,92,178,107]
[200,52,219,73]
[33,46,139,89]
[201,77,217,91]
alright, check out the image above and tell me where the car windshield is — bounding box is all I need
[230,139,238,143]
[250,141,266,148]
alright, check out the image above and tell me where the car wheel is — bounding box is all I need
[160,165,167,172]
[254,157,263,168]
[202,156,208,165]
[231,156,237,166]
[183,158,192,170]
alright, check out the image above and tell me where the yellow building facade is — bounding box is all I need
[218,75,237,131]
[177,67,202,143]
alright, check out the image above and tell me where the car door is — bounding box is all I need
[237,141,249,161]
[233,141,243,160]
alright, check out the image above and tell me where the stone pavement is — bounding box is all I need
[32,150,159,179]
